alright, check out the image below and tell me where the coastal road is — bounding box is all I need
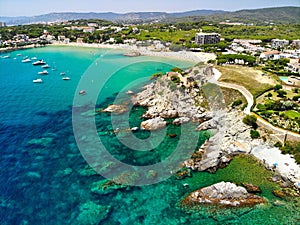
[211,68,253,114]
[212,68,300,141]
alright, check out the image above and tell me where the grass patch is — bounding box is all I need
[216,65,275,97]
[284,110,300,119]
[221,87,246,107]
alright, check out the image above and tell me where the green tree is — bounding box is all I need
[273,84,282,91]
[243,115,258,129]
[250,130,260,139]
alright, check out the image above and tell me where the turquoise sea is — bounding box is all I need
[0,46,299,225]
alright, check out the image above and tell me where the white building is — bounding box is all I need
[195,32,220,45]
[271,39,289,49]
[292,40,300,49]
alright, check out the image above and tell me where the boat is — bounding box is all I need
[79,90,86,95]
[31,57,37,60]
[2,55,10,59]
[62,77,70,80]
[32,60,46,66]
[38,70,48,75]
[41,64,50,68]
[33,78,43,83]
[60,72,66,75]
[16,54,22,56]
[22,58,31,63]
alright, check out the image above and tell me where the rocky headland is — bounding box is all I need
[101,64,300,189]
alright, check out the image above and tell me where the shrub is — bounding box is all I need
[169,44,184,52]
[257,103,266,111]
[276,89,287,98]
[232,99,243,107]
[250,130,260,139]
[273,84,282,91]
[171,67,183,73]
[241,103,248,110]
[243,115,258,129]
[170,75,181,84]
[293,95,300,101]
[150,72,164,80]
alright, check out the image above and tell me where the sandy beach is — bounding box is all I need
[51,42,216,63]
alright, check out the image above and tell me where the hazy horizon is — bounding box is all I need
[0,0,299,17]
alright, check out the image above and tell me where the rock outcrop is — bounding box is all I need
[185,111,252,172]
[141,117,167,131]
[124,51,141,57]
[131,66,214,120]
[181,182,266,208]
[173,117,190,125]
[99,104,128,114]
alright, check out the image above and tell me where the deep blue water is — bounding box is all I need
[0,46,299,225]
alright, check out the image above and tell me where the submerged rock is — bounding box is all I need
[272,190,286,199]
[91,171,139,195]
[241,183,262,194]
[75,201,111,225]
[180,182,266,208]
[91,179,128,195]
[140,117,166,131]
[175,168,192,180]
[28,137,53,147]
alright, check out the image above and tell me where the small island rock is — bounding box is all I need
[181,182,266,208]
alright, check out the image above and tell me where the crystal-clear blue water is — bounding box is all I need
[0,46,299,225]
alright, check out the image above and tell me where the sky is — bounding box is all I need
[0,0,299,17]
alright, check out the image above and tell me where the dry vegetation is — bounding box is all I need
[216,65,276,97]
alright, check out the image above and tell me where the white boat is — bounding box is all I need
[79,90,86,95]
[32,60,46,66]
[16,54,22,56]
[62,77,70,80]
[41,64,50,68]
[38,70,48,75]
[22,58,31,63]
[2,55,10,59]
[31,57,37,60]
[60,72,66,75]
[33,78,43,83]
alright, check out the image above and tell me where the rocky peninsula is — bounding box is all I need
[128,64,300,190]
[101,63,300,206]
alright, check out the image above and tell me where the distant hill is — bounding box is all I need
[0,7,299,26]
[0,10,227,25]
[170,7,300,24]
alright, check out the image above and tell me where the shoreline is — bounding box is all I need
[2,41,216,63]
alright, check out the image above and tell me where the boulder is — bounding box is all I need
[99,104,128,114]
[141,117,167,131]
[180,182,266,208]
[173,117,190,125]
[241,183,262,194]
[159,109,178,118]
